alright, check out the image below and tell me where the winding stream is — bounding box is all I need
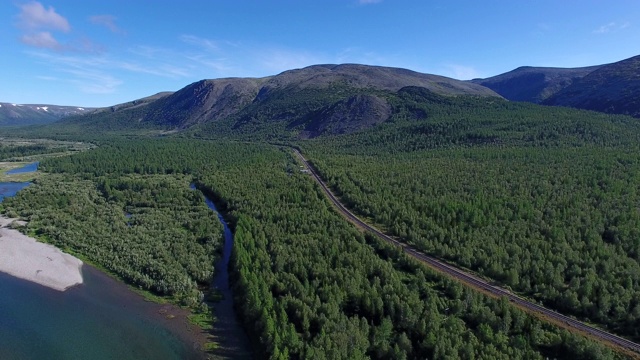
[192,184,253,359]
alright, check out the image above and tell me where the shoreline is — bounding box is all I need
[0,216,83,291]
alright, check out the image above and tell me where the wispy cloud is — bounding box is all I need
[17,1,70,32]
[184,54,232,74]
[442,64,483,80]
[90,15,125,34]
[27,51,122,94]
[118,60,191,79]
[180,35,219,52]
[65,68,123,94]
[593,21,630,34]
[256,47,327,73]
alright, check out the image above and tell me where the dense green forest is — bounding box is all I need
[1,146,223,306]
[1,138,623,359]
[298,90,640,341]
[299,87,640,154]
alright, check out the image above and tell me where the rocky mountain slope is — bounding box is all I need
[53,64,500,137]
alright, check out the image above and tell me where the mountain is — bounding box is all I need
[472,54,640,118]
[543,55,640,117]
[0,102,93,127]
[470,65,601,103]
[51,64,500,138]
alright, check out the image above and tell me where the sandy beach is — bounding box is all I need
[0,216,83,291]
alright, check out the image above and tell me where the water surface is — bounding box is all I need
[5,162,39,175]
[0,267,204,360]
[0,182,30,202]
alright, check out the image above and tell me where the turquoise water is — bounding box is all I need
[0,268,203,360]
[0,183,205,360]
[5,162,39,174]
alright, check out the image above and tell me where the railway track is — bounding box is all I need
[291,148,640,356]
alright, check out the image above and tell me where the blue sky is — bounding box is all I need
[1,0,639,107]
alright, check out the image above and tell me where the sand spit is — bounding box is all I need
[0,217,83,291]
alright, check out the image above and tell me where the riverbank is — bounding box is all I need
[0,216,83,291]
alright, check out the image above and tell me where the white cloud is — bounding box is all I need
[17,2,70,32]
[15,2,74,51]
[593,21,630,34]
[20,31,61,50]
[90,15,124,34]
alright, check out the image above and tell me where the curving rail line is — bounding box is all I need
[291,148,640,356]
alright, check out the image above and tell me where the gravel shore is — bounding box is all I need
[0,216,83,291]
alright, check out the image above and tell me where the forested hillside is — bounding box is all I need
[0,139,622,359]
[299,89,640,342]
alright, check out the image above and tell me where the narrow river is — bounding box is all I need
[191,184,253,359]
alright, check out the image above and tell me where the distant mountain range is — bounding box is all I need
[470,65,601,103]
[4,54,640,134]
[542,55,640,117]
[472,55,640,117]
[0,102,92,127]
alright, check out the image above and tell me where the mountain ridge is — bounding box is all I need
[543,55,640,117]
[0,102,93,127]
[10,55,640,136]
[470,65,602,103]
[49,63,500,137]
[472,54,640,118]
